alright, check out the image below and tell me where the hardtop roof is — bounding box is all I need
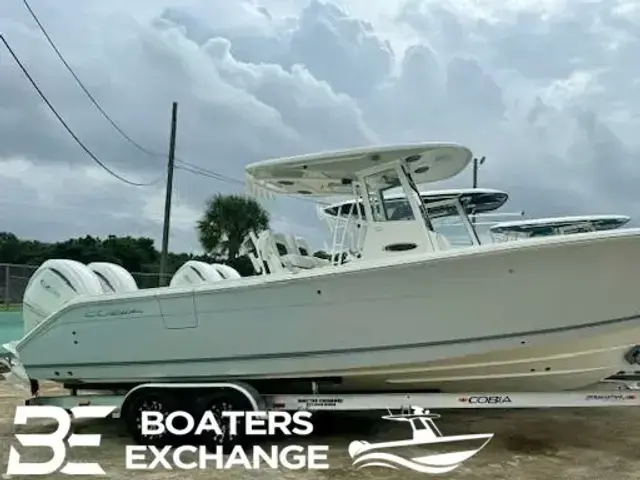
[489,214,630,234]
[245,142,473,197]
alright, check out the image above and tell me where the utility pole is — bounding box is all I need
[159,101,178,287]
[472,156,486,189]
[471,156,485,225]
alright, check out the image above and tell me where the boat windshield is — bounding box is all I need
[360,166,479,247]
[362,167,435,230]
[432,217,480,247]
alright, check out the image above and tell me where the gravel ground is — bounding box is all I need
[1,381,639,480]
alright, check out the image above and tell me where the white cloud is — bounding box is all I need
[1,0,639,255]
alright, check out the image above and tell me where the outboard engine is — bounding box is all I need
[88,262,138,294]
[22,259,104,335]
[211,263,241,279]
[169,260,224,287]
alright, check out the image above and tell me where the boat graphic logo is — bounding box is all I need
[347,406,493,474]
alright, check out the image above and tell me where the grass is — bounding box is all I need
[0,303,21,312]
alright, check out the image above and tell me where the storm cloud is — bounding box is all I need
[1,0,638,252]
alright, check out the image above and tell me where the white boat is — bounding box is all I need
[318,194,630,255]
[489,215,631,241]
[315,187,520,260]
[348,406,492,473]
[320,187,511,223]
[5,142,640,394]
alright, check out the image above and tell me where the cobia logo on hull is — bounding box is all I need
[458,395,512,404]
[84,309,144,318]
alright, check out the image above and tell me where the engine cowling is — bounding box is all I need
[211,263,241,279]
[169,261,224,287]
[88,262,138,294]
[22,259,104,335]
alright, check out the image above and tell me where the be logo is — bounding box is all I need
[6,405,116,476]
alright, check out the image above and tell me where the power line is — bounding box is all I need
[18,1,329,205]
[175,162,245,186]
[0,34,161,187]
[21,0,166,160]
[20,0,235,184]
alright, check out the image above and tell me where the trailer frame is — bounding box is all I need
[18,377,640,414]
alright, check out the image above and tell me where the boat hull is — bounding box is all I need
[13,229,640,393]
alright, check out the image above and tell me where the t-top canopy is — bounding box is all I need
[245,142,473,196]
[489,214,631,235]
[322,188,509,220]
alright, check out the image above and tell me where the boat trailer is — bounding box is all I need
[12,378,640,450]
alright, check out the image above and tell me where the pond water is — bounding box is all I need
[0,311,22,344]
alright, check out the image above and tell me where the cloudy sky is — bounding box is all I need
[1,0,639,254]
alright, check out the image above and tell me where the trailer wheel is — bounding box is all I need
[122,389,177,446]
[195,391,252,453]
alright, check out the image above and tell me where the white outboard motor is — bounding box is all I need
[211,263,241,279]
[169,260,224,287]
[22,259,104,335]
[88,262,138,294]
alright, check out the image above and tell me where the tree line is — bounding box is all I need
[0,194,329,288]
[0,231,255,284]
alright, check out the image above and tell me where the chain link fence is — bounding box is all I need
[131,271,173,289]
[0,263,172,307]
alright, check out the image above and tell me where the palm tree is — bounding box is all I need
[196,194,270,259]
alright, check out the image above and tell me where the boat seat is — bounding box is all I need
[293,235,330,268]
[272,232,291,257]
[293,235,311,257]
[280,254,318,270]
[273,233,317,270]
[249,229,326,274]
[244,230,270,274]
[245,250,264,274]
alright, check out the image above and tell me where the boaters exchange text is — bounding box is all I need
[128,410,330,470]
[6,406,330,474]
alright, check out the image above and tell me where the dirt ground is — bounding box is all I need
[1,381,639,480]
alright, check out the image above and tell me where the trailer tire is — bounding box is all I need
[122,389,179,447]
[194,390,253,453]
